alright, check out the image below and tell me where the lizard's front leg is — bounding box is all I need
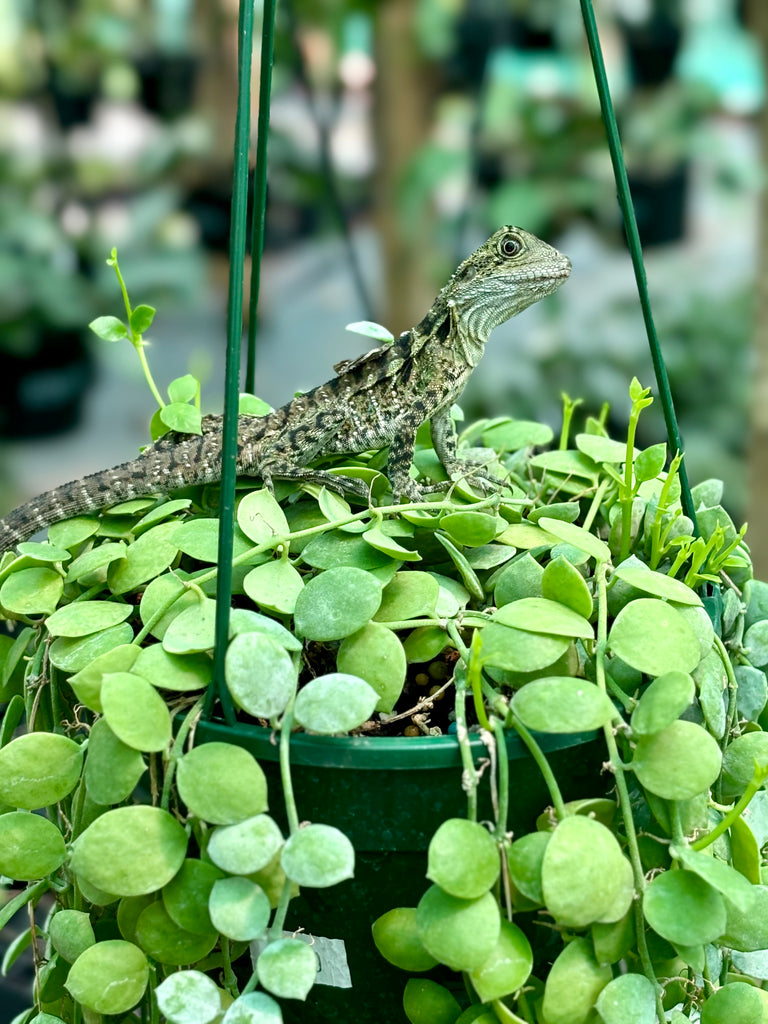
[429,406,501,494]
[387,422,448,502]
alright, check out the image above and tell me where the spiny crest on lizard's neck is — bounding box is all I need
[414,226,571,367]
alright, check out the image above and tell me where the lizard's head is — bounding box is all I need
[430,226,571,362]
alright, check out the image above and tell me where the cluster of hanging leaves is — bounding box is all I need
[0,382,766,1023]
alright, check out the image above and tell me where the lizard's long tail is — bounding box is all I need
[0,432,225,552]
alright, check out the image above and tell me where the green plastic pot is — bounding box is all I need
[195,720,604,1023]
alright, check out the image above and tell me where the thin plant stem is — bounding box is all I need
[279,696,300,835]
[509,716,566,821]
[454,677,478,822]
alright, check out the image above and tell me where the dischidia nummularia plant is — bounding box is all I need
[1,267,768,1024]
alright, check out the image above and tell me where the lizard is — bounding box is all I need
[0,226,570,552]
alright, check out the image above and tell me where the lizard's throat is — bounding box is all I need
[448,302,489,367]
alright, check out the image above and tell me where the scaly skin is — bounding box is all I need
[0,227,570,550]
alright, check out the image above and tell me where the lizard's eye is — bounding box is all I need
[499,234,522,258]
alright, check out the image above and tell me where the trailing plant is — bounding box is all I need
[0,282,767,1024]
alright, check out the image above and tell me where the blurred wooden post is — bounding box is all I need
[373,0,438,332]
[746,0,768,577]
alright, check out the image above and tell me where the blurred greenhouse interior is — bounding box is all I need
[0,0,766,580]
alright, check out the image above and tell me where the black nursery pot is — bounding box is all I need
[196,721,604,1024]
[0,326,94,439]
[628,163,689,247]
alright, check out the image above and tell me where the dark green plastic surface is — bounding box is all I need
[195,720,605,1022]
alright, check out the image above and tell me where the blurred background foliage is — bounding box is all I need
[0,0,765,555]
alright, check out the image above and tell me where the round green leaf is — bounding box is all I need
[542,555,593,619]
[107,523,180,595]
[155,969,222,1024]
[209,876,270,941]
[139,572,199,641]
[478,623,569,673]
[537,516,611,563]
[363,525,421,561]
[301,530,395,570]
[162,858,224,934]
[575,433,632,464]
[161,402,202,436]
[67,642,139,712]
[256,938,318,1000]
[511,677,616,733]
[0,732,83,809]
[721,884,768,951]
[135,901,217,965]
[427,819,500,899]
[374,571,439,622]
[403,978,462,1024]
[65,940,148,1015]
[416,884,500,971]
[176,743,267,825]
[542,815,633,928]
[722,732,768,797]
[207,815,284,876]
[84,717,145,805]
[612,565,701,606]
[337,622,407,713]
[133,644,210,692]
[49,623,134,673]
[16,540,71,562]
[48,516,99,549]
[630,671,695,735]
[237,489,289,545]
[469,918,533,1003]
[222,991,283,1024]
[0,811,66,879]
[45,598,132,634]
[439,512,498,547]
[243,558,304,614]
[225,631,297,718]
[493,597,593,639]
[162,598,216,654]
[701,983,768,1024]
[595,972,657,1024]
[49,910,96,964]
[608,598,701,675]
[507,831,550,904]
[229,608,302,650]
[541,937,612,1024]
[372,907,439,972]
[281,823,355,887]
[134,498,192,533]
[482,418,553,451]
[293,567,382,641]
[101,672,172,752]
[294,673,378,733]
[70,806,188,897]
[643,869,726,945]
[494,553,544,606]
[65,543,127,583]
[402,625,449,664]
[0,567,63,616]
[172,519,256,563]
[632,720,722,800]
[673,846,754,912]
[634,442,667,483]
